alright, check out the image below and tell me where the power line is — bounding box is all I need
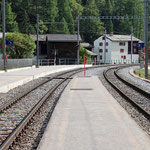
[77,16,144,20]
[40,22,76,26]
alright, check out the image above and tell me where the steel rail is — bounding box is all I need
[103,67,150,119]
[0,65,115,112]
[0,69,81,150]
[0,65,121,149]
[0,65,138,149]
[0,65,107,112]
[0,68,82,112]
[114,67,150,98]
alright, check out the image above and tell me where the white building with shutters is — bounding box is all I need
[93,34,141,64]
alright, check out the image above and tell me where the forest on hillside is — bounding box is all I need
[0,0,144,44]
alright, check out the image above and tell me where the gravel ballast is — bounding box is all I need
[99,67,150,138]
[117,66,150,93]
[9,67,105,150]
[1,66,150,149]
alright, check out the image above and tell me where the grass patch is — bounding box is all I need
[134,69,150,78]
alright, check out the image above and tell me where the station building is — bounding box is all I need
[31,34,82,65]
[93,34,141,64]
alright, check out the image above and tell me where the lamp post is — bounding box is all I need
[36,14,39,68]
[2,0,6,71]
[104,30,107,64]
[144,0,149,79]
[77,17,80,65]
[131,26,133,64]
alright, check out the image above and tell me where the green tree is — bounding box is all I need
[57,18,70,34]
[95,0,105,14]
[70,0,83,19]
[6,3,19,32]
[39,20,48,34]
[80,0,104,43]
[42,0,58,33]
[9,0,36,34]
[1,33,36,58]
[82,0,88,6]
[3,0,144,41]
[57,0,75,33]
[102,0,113,33]
[80,45,91,63]
[112,0,144,38]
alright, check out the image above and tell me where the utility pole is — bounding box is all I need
[104,30,107,64]
[131,26,133,64]
[36,14,39,68]
[2,0,6,71]
[144,0,149,79]
[77,17,80,65]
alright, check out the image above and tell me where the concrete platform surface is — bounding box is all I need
[37,76,150,150]
[0,65,91,93]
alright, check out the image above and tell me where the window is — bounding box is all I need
[106,42,108,46]
[99,42,103,46]
[100,55,103,60]
[120,49,124,53]
[102,36,105,40]
[121,56,126,59]
[99,49,103,52]
[106,49,108,53]
[119,42,125,46]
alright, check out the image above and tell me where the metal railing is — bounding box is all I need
[59,59,77,65]
[38,59,139,66]
[98,59,139,64]
[39,59,55,66]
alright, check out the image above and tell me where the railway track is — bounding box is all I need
[0,68,82,150]
[103,66,150,119]
[0,65,136,149]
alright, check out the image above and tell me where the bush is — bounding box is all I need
[80,45,91,63]
[0,33,36,58]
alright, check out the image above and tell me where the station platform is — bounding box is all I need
[37,76,150,150]
[0,65,91,93]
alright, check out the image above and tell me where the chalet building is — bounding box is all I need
[31,34,82,65]
[93,34,141,64]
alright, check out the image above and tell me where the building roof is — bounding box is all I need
[30,35,46,41]
[47,34,82,42]
[30,34,82,42]
[86,50,98,56]
[0,32,9,38]
[81,43,93,48]
[105,34,141,42]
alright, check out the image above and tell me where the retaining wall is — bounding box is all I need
[0,59,35,70]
